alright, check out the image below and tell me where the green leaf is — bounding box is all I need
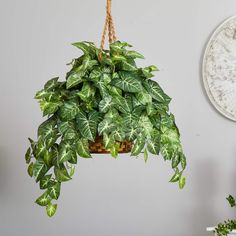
[58,141,77,163]
[76,82,96,101]
[46,203,57,217]
[27,162,34,177]
[43,150,55,166]
[131,135,145,156]
[143,79,171,104]
[147,134,160,155]
[227,195,236,207]
[40,100,62,116]
[144,148,148,163]
[40,174,52,189]
[35,89,48,99]
[76,138,91,158]
[172,153,180,168]
[110,41,132,54]
[58,100,80,121]
[112,94,133,113]
[69,164,75,177]
[135,89,152,105]
[48,182,61,200]
[111,71,142,93]
[180,153,187,170]
[121,60,137,71]
[89,67,102,81]
[98,118,115,135]
[58,121,78,140]
[54,165,71,182]
[179,176,186,189]
[76,110,99,141]
[126,127,138,141]
[72,41,96,56]
[33,159,48,182]
[35,191,51,206]
[25,147,31,164]
[82,56,98,70]
[125,50,144,59]
[110,143,119,158]
[170,169,181,183]
[138,115,153,136]
[145,65,159,72]
[35,139,47,157]
[99,96,114,113]
[112,129,126,142]
[44,77,59,91]
[66,73,83,89]
[111,54,127,61]
[103,133,115,149]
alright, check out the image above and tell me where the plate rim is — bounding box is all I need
[202,15,236,121]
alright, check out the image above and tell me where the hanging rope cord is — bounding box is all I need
[99,0,117,59]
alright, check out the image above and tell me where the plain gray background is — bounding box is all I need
[0,0,236,235]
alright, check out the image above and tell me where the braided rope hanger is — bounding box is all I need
[99,0,117,59]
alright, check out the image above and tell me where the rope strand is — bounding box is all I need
[99,0,117,60]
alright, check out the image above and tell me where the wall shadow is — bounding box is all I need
[185,159,219,236]
[0,147,9,197]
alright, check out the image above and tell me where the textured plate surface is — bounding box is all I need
[203,15,236,121]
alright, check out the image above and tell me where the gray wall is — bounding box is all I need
[0,0,236,235]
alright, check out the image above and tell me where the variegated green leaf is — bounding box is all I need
[110,143,120,158]
[66,72,83,89]
[98,118,115,135]
[48,182,61,200]
[58,141,77,163]
[111,71,142,93]
[89,67,102,81]
[143,79,171,104]
[125,50,144,59]
[33,159,48,182]
[46,203,57,217]
[58,100,80,121]
[25,147,31,164]
[35,191,51,206]
[180,153,187,170]
[40,174,52,189]
[112,94,133,113]
[54,165,71,182]
[40,100,62,116]
[99,96,114,113]
[72,41,97,56]
[131,135,145,156]
[169,169,181,183]
[121,60,137,71]
[77,82,96,101]
[112,129,125,142]
[44,77,59,91]
[76,138,91,158]
[111,54,127,61]
[76,110,99,141]
[27,162,34,177]
[172,153,181,169]
[103,133,115,149]
[135,89,152,105]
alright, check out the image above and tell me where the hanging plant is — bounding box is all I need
[25,0,186,217]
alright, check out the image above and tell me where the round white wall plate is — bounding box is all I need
[202,15,236,121]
